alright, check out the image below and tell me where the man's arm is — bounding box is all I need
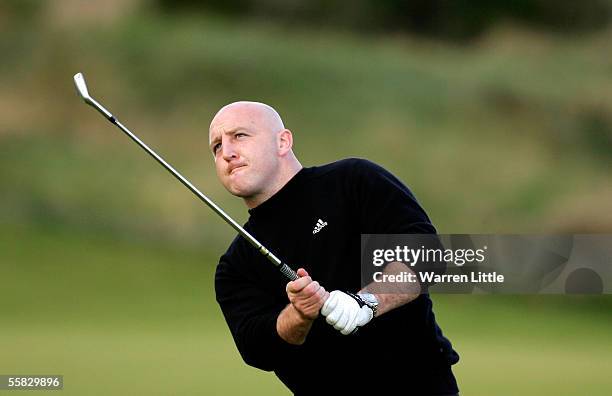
[216,247,314,371]
[277,268,329,345]
[359,261,421,317]
[276,304,313,345]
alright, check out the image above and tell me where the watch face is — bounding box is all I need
[360,293,378,307]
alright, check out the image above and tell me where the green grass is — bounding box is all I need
[434,295,612,395]
[1,226,611,395]
[1,326,287,395]
[0,225,287,395]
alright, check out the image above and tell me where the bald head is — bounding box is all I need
[208,101,302,208]
[209,101,285,145]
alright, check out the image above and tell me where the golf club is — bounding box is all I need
[73,72,299,281]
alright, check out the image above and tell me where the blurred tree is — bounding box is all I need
[155,0,612,39]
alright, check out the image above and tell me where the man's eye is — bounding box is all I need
[236,133,246,138]
[213,143,221,153]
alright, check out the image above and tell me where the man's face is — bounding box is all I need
[209,104,281,200]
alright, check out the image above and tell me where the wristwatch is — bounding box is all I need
[358,293,379,318]
[346,291,379,318]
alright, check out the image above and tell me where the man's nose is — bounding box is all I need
[221,141,238,161]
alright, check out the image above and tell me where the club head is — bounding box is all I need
[73,72,92,103]
[73,72,115,120]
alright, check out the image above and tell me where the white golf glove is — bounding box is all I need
[320,291,374,335]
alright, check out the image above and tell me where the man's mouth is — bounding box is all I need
[229,164,247,175]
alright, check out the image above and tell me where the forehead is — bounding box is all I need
[210,106,258,139]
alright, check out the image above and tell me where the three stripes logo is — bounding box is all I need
[312,218,328,235]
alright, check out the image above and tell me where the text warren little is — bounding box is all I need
[373,271,505,283]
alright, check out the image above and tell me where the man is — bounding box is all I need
[211,101,460,395]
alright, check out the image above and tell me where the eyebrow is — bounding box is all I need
[209,128,248,151]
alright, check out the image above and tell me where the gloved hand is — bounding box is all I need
[320,290,374,335]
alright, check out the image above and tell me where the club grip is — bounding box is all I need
[279,263,299,281]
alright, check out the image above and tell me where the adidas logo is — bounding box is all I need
[312,219,328,234]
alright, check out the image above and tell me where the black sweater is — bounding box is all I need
[215,158,459,395]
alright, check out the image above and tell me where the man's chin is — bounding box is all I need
[225,183,254,199]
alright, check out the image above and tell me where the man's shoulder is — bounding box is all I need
[305,158,401,194]
[311,157,383,178]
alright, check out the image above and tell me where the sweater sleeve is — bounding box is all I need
[348,159,436,234]
[214,240,296,371]
[349,159,446,288]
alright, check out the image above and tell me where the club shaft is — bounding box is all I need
[85,98,298,281]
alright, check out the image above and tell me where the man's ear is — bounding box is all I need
[278,129,293,155]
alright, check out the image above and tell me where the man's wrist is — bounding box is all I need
[277,304,314,345]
